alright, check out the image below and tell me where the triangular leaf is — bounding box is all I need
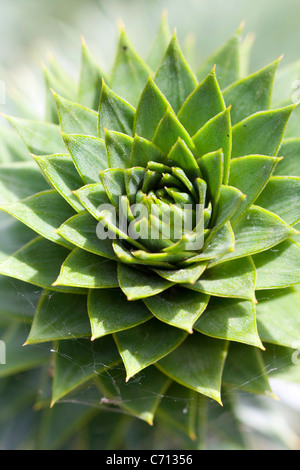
[114,318,187,380]
[53,92,98,136]
[155,33,197,113]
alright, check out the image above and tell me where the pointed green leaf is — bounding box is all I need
[167,138,201,180]
[52,336,120,404]
[133,75,171,141]
[53,92,98,136]
[0,190,75,248]
[194,297,263,348]
[223,59,281,125]
[114,318,187,380]
[274,138,300,177]
[228,155,280,223]
[34,154,84,212]
[57,211,117,260]
[231,105,295,158]
[223,343,273,396]
[183,222,235,263]
[79,38,108,110]
[155,33,197,113]
[193,108,231,183]
[209,185,246,236]
[5,116,65,155]
[144,287,209,333]
[105,130,133,169]
[146,11,172,71]
[100,168,126,207]
[211,205,295,265]
[118,263,174,300]
[26,291,91,344]
[43,58,78,124]
[196,26,243,88]
[111,27,150,106]
[254,240,300,289]
[53,248,118,289]
[97,365,170,425]
[98,81,135,139]
[178,67,225,136]
[187,257,256,300]
[130,135,165,168]
[154,262,207,285]
[0,324,50,378]
[152,108,196,155]
[88,289,152,340]
[0,237,79,291]
[74,183,111,220]
[198,149,223,209]
[256,288,300,348]
[62,133,107,184]
[0,161,49,204]
[256,176,300,226]
[157,333,228,404]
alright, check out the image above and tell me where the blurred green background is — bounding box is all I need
[0,0,300,450]
[1,0,300,118]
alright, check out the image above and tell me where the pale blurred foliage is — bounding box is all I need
[0,0,299,450]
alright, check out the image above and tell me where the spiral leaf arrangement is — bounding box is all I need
[0,14,300,448]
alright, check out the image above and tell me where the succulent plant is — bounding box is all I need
[0,13,300,449]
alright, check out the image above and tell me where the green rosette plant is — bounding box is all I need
[0,15,300,449]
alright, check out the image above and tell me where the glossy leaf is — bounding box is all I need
[188,257,256,301]
[228,155,280,223]
[144,286,209,332]
[98,81,135,139]
[88,289,152,339]
[193,108,231,183]
[194,297,263,348]
[52,92,98,136]
[134,75,171,141]
[211,205,295,265]
[114,318,187,380]
[118,263,174,300]
[105,130,133,169]
[231,105,295,158]
[223,58,281,125]
[111,27,150,106]
[5,116,65,155]
[157,333,228,404]
[152,108,195,155]
[178,67,225,136]
[57,211,117,260]
[254,240,300,289]
[74,183,111,220]
[274,138,300,177]
[62,133,107,184]
[130,135,165,168]
[0,190,75,248]
[34,154,84,212]
[0,237,79,291]
[256,176,300,226]
[256,288,300,348]
[53,248,118,289]
[26,291,91,344]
